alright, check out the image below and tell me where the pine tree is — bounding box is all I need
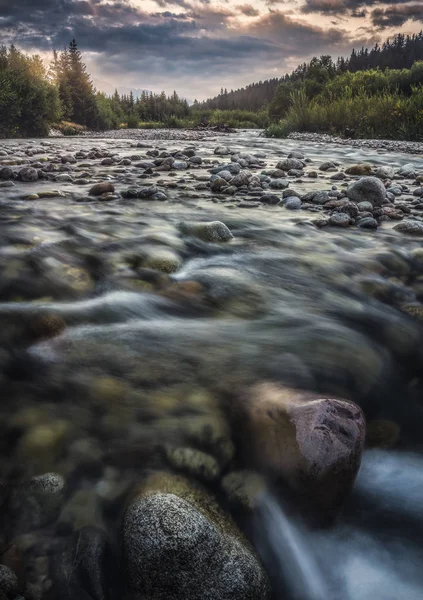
[66,39,98,127]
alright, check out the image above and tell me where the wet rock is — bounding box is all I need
[214,146,232,156]
[311,191,330,205]
[0,565,19,598]
[357,217,378,229]
[345,164,372,176]
[142,248,182,274]
[236,383,365,516]
[287,151,304,159]
[329,213,351,227]
[276,158,303,171]
[393,220,423,235]
[50,526,112,600]
[173,160,188,170]
[89,182,115,196]
[319,161,337,171]
[375,166,395,180]
[0,167,13,180]
[357,201,373,212]
[18,167,38,182]
[347,177,386,206]
[179,221,233,243]
[210,177,228,192]
[283,196,302,210]
[165,447,221,481]
[231,171,251,187]
[122,472,270,600]
[259,194,280,205]
[11,473,65,531]
[269,178,289,190]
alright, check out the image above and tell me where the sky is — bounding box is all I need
[0,0,422,100]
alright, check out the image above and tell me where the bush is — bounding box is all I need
[54,121,86,136]
[126,113,140,129]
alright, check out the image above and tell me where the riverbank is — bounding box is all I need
[288,131,423,155]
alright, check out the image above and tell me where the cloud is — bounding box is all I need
[371,4,423,28]
[301,0,417,16]
[236,4,260,17]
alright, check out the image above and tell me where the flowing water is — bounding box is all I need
[0,130,423,598]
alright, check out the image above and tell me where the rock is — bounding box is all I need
[283,196,302,210]
[288,151,304,159]
[345,164,372,176]
[214,146,232,156]
[89,182,115,196]
[122,472,270,600]
[231,171,251,187]
[0,565,19,598]
[276,158,303,171]
[357,217,378,229]
[357,201,373,212]
[347,176,386,206]
[319,161,337,171]
[18,167,38,182]
[311,191,330,205]
[165,447,221,481]
[210,177,228,192]
[330,172,346,181]
[137,186,158,199]
[259,194,280,205]
[11,473,65,531]
[54,173,73,183]
[215,170,233,182]
[235,383,365,516]
[329,213,351,227]
[50,526,112,600]
[173,160,188,170]
[142,248,182,274]
[375,166,395,180]
[0,167,13,180]
[393,220,423,235]
[269,178,289,190]
[179,221,233,243]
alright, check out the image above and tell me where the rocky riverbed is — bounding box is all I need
[0,130,422,600]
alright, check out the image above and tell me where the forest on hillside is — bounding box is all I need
[2,33,423,139]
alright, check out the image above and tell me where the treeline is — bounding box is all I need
[196,80,280,112]
[0,40,192,137]
[199,32,423,114]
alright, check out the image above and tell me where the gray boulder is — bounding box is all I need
[394,220,423,235]
[347,177,386,206]
[179,221,233,242]
[122,473,270,600]
[276,158,304,171]
[18,167,38,182]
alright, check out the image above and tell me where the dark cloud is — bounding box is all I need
[371,4,423,28]
[235,4,260,17]
[302,0,416,16]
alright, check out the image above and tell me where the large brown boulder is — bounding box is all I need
[235,384,365,516]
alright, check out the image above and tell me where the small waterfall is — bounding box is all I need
[254,493,328,600]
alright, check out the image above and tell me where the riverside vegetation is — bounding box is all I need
[3,32,423,140]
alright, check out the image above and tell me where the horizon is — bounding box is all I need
[1,0,422,101]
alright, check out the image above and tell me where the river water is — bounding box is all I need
[0,130,422,599]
